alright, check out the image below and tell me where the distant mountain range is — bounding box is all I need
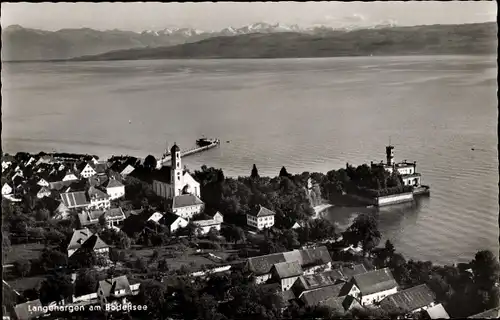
[2,22,496,62]
[1,21,397,61]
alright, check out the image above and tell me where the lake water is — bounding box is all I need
[2,56,498,265]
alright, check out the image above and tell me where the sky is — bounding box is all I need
[1,2,497,32]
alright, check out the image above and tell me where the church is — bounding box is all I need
[152,144,204,219]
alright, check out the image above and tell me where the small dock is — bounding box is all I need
[158,139,220,165]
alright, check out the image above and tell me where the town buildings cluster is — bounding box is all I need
[2,146,497,320]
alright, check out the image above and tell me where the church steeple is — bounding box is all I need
[171,143,183,196]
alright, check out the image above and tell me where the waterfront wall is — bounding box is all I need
[377,192,414,206]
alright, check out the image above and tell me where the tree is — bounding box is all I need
[343,213,381,256]
[98,214,107,228]
[74,270,98,297]
[137,280,169,318]
[144,155,157,170]
[251,164,259,179]
[158,258,169,272]
[385,239,396,257]
[35,208,50,221]
[207,228,220,242]
[279,166,290,178]
[14,259,31,278]
[39,272,74,305]
[39,248,68,271]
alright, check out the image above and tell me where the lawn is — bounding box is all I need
[7,275,45,293]
[127,246,216,271]
[4,243,47,265]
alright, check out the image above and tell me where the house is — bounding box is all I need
[193,213,224,235]
[62,171,79,182]
[271,261,304,291]
[60,191,90,210]
[76,162,97,178]
[67,228,93,257]
[2,183,13,195]
[97,275,133,307]
[13,299,45,320]
[320,294,362,314]
[88,186,111,209]
[36,178,50,187]
[292,269,346,297]
[53,202,71,220]
[2,155,15,170]
[371,146,423,187]
[380,284,436,315]
[162,213,189,233]
[300,283,346,307]
[338,264,368,280]
[151,144,201,199]
[425,303,450,319]
[351,267,398,306]
[172,194,204,220]
[105,178,125,200]
[147,211,164,223]
[246,205,276,230]
[79,234,110,257]
[78,207,126,228]
[245,246,333,284]
[468,306,500,319]
[35,186,51,199]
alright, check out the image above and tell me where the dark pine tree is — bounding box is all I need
[251,164,259,179]
[279,166,290,178]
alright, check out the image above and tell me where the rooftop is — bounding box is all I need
[67,228,93,251]
[272,261,303,279]
[298,270,345,291]
[251,205,276,217]
[193,219,221,227]
[352,267,398,295]
[380,284,435,313]
[99,275,132,298]
[426,303,450,319]
[300,283,345,306]
[106,178,124,188]
[60,191,89,208]
[469,306,500,319]
[172,194,204,209]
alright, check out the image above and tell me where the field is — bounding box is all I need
[4,243,47,265]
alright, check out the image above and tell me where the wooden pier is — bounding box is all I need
[158,139,220,165]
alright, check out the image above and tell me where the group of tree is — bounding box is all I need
[193,165,316,229]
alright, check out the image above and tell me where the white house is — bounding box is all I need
[152,144,201,199]
[77,162,97,179]
[162,213,189,233]
[351,268,398,306]
[120,164,135,177]
[36,186,52,199]
[37,178,50,187]
[88,186,111,209]
[97,275,133,308]
[371,145,422,187]
[247,205,276,230]
[62,172,79,182]
[53,202,71,220]
[2,183,13,195]
[147,211,164,223]
[105,179,125,200]
[172,194,204,220]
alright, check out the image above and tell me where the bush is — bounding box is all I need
[14,259,31,277]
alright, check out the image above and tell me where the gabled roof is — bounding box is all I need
[99,275,132,298]
[76,161,95,172]
[320,295,347,312]
[426,303,450,319]
[162,212,186,226]
[272,261,303,279]
[14,299,45,320]
[380,284,436,312]
[94,163,107,174]
[88,186,110,200]
[106,178,124,188]
[251,205,276,217]
[468,306,500,319]
[68,228,93,251]
[352,268,398,295]
[172,194,204,209]
[106,207,126,219]
[380,284,435,313]
[193,219,221,228]
[81,234,109,251]
[247,246,333,276]
[281,290,296,302]
[60,191,89,208]
[300,283,345,306]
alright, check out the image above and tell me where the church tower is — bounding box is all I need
[171,143,184,197]
[386,145,395,166]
